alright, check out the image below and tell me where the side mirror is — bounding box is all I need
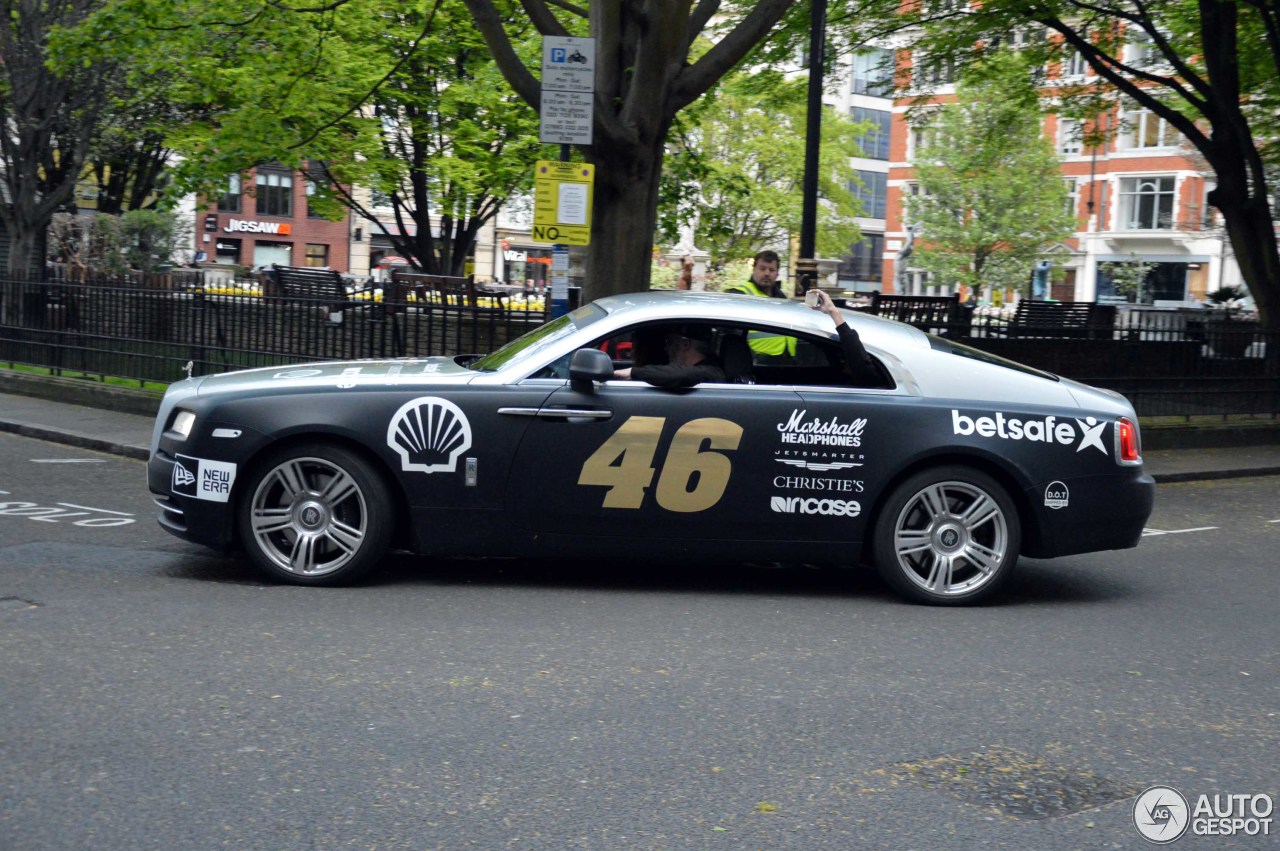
[568,347,614,393]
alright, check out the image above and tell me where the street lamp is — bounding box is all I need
[796,0,827,297]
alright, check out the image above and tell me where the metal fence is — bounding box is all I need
[0,271,551,385]
[1,272,1276,418]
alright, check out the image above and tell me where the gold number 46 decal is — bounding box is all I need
[577,416,743,512]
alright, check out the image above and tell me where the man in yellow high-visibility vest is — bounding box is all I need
[724,250,797,359]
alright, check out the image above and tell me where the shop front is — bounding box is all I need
[500,242,553,288]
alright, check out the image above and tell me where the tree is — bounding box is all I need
[317,2,544,276]
[1098,254,1157,301]
[74,0,546,278]
[463,0,800,299]
[661,70,864,265]
[0,0,113,293]
[904,51,1076,297]
[893,0,1280,332]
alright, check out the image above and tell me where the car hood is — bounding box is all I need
[194,356,476,395]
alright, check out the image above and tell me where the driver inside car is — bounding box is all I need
[613,325,725,388]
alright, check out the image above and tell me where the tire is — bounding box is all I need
[236,442,394,585]
[871,465,1020,605]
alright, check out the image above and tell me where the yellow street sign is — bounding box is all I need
[533,161,594,246]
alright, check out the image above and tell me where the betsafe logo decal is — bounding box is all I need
[952,410,1108,455]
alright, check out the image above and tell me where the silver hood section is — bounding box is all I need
[195,357,475,395]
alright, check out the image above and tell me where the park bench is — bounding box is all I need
[260,264,375,319]
[867,292,972,337]
[1008,300,1115,339]
[390,270,508,311]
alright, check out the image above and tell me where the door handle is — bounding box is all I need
[498,407,613,420]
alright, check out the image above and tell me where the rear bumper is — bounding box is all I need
[1022,469,1155,558]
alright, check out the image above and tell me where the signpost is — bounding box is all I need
[540,36,596,316]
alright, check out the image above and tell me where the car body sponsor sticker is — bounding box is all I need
[770,496,862,517]
[173,454,237,502]
[1045,481,1069,509]
[387,396,473,474]
[952,410,1108,455]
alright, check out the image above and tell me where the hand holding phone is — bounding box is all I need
[805,289,824,309]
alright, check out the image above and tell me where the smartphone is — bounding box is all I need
[805,289,823,309]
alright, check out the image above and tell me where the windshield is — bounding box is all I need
[469,303,607,372]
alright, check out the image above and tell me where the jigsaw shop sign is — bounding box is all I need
[224,218,292,235]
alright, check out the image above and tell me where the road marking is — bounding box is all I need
[58,503,133,516]
[32,458,106,464]
[1142,526,1219,536]
[1268,519,1280,524]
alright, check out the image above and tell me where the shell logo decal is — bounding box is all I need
[387,397,473,474]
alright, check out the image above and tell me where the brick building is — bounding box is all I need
[196,165,352,272]
[884,41,1237,304]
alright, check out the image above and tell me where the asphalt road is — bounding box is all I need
[1,432,1276,850]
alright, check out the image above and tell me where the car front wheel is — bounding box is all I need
[872,466,1020,605]
[237,443,394,585]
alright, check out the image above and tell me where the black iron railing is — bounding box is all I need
[2,272,1276,418]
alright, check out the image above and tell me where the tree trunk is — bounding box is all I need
[1216,199,1280,335]
[1206,131,1280,337]
[583,136,666,299]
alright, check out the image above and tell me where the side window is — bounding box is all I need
[744,326,893,390]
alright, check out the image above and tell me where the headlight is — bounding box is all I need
[170,409,197,440]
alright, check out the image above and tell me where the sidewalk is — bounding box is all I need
[2,388,1279,482]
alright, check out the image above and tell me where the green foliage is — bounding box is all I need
[661,70,863,265]
[905,51,1076,296]
[49,210,189,273]
[1099,255,1157,301]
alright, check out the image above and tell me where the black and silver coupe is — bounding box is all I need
[147,291,1154,604]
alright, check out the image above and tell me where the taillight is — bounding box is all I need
[1116,417,1141,465]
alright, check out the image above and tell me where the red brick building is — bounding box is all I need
[884,41,1232,304]
[196,165,352,272]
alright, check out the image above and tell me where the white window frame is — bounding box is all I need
[1064,177,1081,220]
[1058,118,1083,156]
[1118,175,1176,231]
[1119,109,1177,150]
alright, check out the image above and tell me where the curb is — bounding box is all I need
[0,371,162,417]
[0,419,149,461]
[1152,467,1280,484]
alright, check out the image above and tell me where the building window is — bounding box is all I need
[1118,175,1175,230]
[217,174,242,213]
[851,48,894,96]
[913,51,957,89]
[1120,109,1177,149]
[215,238,241,265]
[1061,48,1089,78]
[839,234,885,284]
[851,107,891,160]
[1063,178,1080,220]
[255,168,293,217]
[1057,118,1083,156]
[850,170,888,219]
[305,244,329,267]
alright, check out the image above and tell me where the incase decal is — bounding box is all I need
[777,410,867,447]
[951,410,1109,455]
[388,397,473,474]
[770,496,862,517]
[172,454,237,503]
[1045,481,1069,509]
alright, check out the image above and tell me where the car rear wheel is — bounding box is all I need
[237,443,393,585]
[872,466,1020,605]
